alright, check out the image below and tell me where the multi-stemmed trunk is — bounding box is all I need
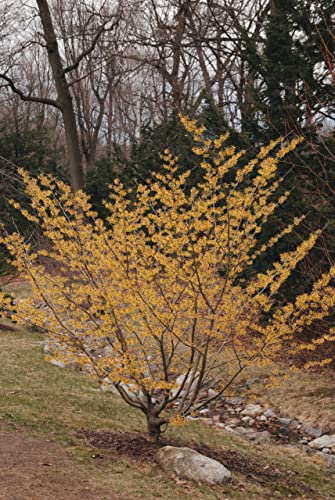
[146,413,169,443]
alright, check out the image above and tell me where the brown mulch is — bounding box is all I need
[0,323,17,331]
[77,428,315,495]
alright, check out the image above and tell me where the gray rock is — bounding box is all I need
[83,363,94,373]
[242,430,258,440]
[309,434,335,451]
[245,377,261,388]
[50,358,65,368]
[264,408,276,418]
[214,423,227,429]
[43,341,51,354]
[208,388,219,399]
[326,455,335,474]
[101,345,113,357]
[304,427,323,438]
[66,360,82,371]
[316,452,335,472]
[229,396,245,406]
[234,426,249,434]
[322,448,332,454]
[156,446,231,485]
[254,430,272,443]
[224,425,240,434]
[171,372,200,398]
[196,417,211,424]
[225,417,240,426]
[100,378,119,394]
[277,417,292,426]
[241,404,263,417]
[289,420,301,430]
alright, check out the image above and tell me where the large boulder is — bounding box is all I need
[156,446,232,485]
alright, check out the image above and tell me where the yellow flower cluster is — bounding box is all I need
[1,115,333,433]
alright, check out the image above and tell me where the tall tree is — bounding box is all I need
[0,0,121,190]
[36,0,84,190]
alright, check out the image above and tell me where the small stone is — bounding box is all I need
[208,388,219,398]
[299,438,308,445]
[224,425,238,434]
[254,430,272,443]
[102,345,113,356]
[316,451,327,460]
[50,358,65,368]
[196,417,211,424]
[322,448,332,454]
[67,360,82,371]
[101,383,119,394]
[309,435,335,451]
[241,416,250,423]
[225,417,240,426]
[277,417,292,426]
[199,390,208,400]
[212,415,220,423]
[229,396,245,406]
[264,408,276,418]
[43,342,51,353]
[234,426,249,434]
[215,423,226,429]
[172,372,200,398]
[257,415,267,422]
[326,455,335,474]
[244,430,258,440]
[290,420,301,429]
[245,377,261,388]
[304,427,323,438]
[241,404,263,417]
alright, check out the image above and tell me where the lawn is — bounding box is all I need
[0,323,334,499]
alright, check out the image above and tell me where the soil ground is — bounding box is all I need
[0,423,120,500]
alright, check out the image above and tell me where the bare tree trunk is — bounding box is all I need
[36,0,84,191]
[146,413,168,443]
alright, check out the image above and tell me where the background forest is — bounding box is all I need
[0,0,334,352]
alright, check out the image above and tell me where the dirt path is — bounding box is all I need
[0,424,118,500]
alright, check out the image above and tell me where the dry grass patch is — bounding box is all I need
[254,371,335,431]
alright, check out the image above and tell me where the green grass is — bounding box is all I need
[0,326,335,499]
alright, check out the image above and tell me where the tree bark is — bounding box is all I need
[36,0,84,191]
[146,413,168,443]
